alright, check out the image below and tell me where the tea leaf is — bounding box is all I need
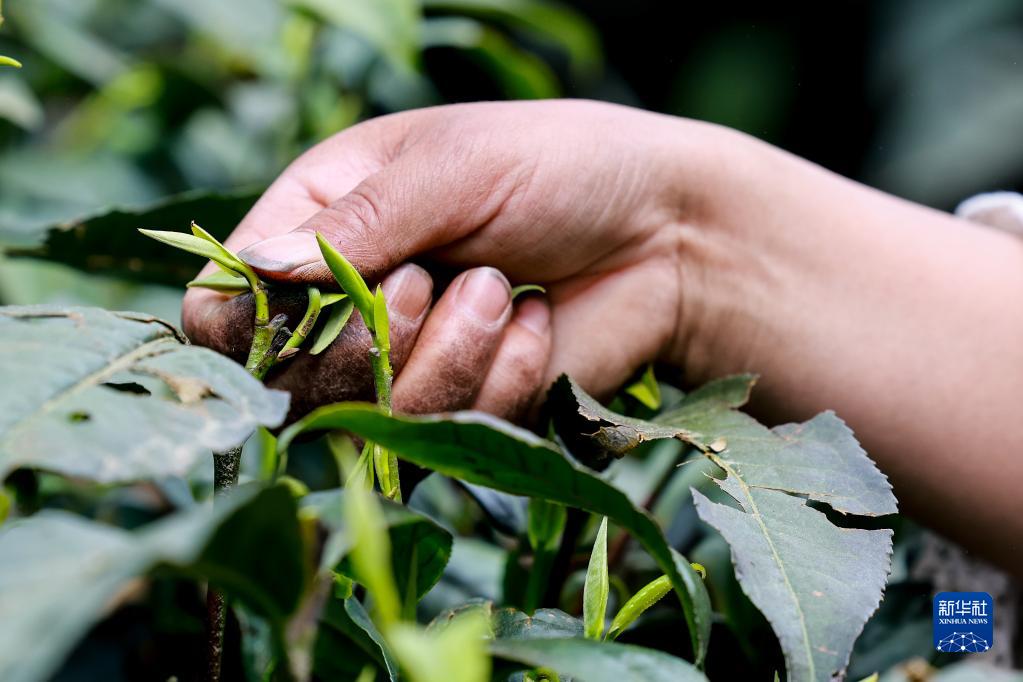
[490,638,707,682]
[546,374,693,466]
[0,56,20,68]
[342,487,401,626]
[3,188,260,286]
[552,373,897,680]
[692,483,892,682]
[321,292,349,307]
[389,611,491,682]
[657,382,897,681]
[583,516,609,640]
[315,596,400,681]
[316,233,375,331]
[302,489,453,605]
[279,405,712,664]
[428,602,583,640]
[186,269,249,294]
[606,575,672,641]
[138,228,249,278]
[624,363,661,409]
[0,485,303,682]
[189,220,257,283]
[310,298,355,355]
[0,306,289,483]
[511,284,546,299]
[526,498,566,553]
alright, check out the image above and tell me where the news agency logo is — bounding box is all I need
[933,592,993,653]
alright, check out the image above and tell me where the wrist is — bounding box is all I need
[656,120,804,383]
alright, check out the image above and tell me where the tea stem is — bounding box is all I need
[370,338,400,501]
[206,285,286,682]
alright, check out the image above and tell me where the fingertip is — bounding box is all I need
[513,296,551,339]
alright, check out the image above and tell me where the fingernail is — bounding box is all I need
[456,268,511,322]
[382,264,433,319]
[516,298,550,336]
[239,231,321,272]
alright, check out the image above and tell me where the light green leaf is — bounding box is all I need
[389,611,491,682]
[3,188,260,286]
[281,286,322,353]
[139,228,251,281]
[186,269,249,294]
[321,292,349,307]
[189,221,259,285]
[583,516,609,640]
[302,488,453,603]
[316,232,376,331]
[490,638,707,682]
[0,485,304,682]
[342,487,400,626]
[0,305,289,482]
[278,405,712,665]
[625,363,661,409]
[311,298,355,355]
[606,575,672,641]
[0,56,20,68]
[510,283,547,299]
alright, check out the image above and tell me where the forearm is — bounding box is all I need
[672,126,1023,574]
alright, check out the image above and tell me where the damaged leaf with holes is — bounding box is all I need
[0,305,289,482]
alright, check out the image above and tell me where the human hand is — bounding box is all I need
[184,100,721,420]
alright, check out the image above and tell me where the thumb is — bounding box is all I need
[239,146,522,285]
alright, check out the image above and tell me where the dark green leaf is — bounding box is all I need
[0,485,302,682]
[430,601,583,640]
[279,405,712,665]
[526,498,566,553]
[2,188,260,286]
[490,638,707,682]
[422,0,602,79]
[0,306,289,483]
[658,375,898,681]
[315,595,400,682]
[546,374,691,466]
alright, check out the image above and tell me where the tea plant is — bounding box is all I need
[0,221,901,682]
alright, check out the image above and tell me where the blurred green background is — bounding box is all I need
[2,0,1023,323]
